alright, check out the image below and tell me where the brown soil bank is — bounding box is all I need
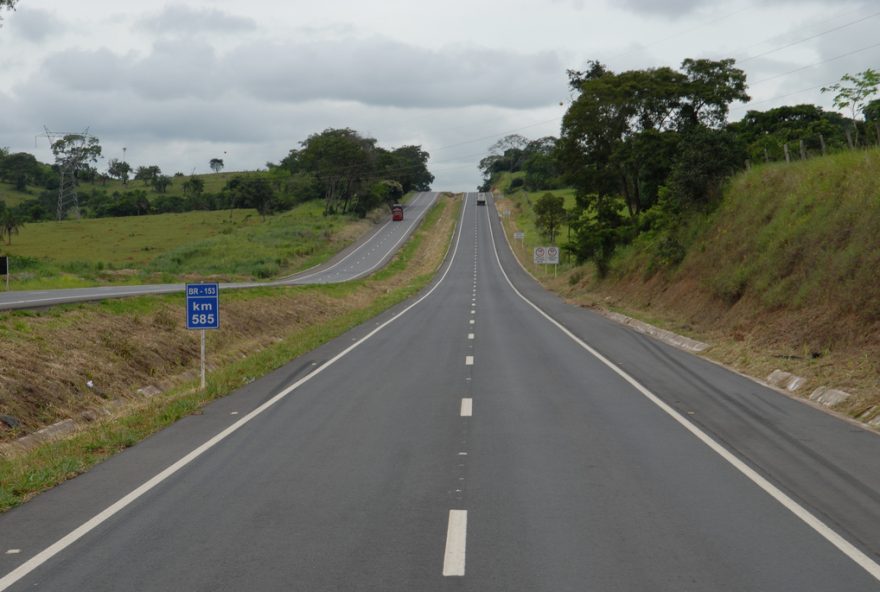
[557,149,880,421]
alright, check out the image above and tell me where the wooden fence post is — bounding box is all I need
[819,133,827,156]
[763,147,770,163]
[783,143,791,163]
[799,139,806,160]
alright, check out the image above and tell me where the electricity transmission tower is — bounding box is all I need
[37,126,96,220]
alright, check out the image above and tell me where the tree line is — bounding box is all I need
[481,61,880,276]
[0,127,433,226]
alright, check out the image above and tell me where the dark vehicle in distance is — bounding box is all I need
[392,204,404,221]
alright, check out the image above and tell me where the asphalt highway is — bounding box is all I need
[1,192,879,590]
[0,191,438,311]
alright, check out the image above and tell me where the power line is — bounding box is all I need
[749,39,880,87]
[737,9,880,64]
[431,117,562,152]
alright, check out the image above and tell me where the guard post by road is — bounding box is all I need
[186,283,219,390]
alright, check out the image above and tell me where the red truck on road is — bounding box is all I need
[391,204,404,221]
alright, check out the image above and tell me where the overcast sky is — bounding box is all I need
[1,0,877,190]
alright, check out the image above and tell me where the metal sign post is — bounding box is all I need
[547,247,560,278]
[186,283,220,390]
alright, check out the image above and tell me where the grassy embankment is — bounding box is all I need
[0,199,373,289]
[498,150,880,422]
[0,194,460,511]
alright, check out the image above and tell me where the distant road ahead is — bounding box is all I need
[0,192,438,311]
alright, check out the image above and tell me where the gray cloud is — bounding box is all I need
[28,36,566,110]
[138,4,257,35]
[609,0,870,18]
[42,48,128,92]
[615,0,705,17]
[7,7,66,42]
[228,38,565,109]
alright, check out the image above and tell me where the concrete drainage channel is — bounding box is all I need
[599,309,879,432]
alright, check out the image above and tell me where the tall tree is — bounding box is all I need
[678,58,750,129]
[557,57,749,271]
[533,192,566,243]
[228,177,276,219]
[107,159,132,184]
[134,165,161,185]
[377,145,434,192]
[822,69,880,145]
[0,152,44,191]
[296,128,377,214]
[209,158,225,173]
[0,209,24,245]
[51,134,102,173]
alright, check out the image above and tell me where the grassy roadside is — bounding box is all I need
[0,194,461,512]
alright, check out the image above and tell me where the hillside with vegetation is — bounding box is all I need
[482,60,880,419]
[497,149,880,420]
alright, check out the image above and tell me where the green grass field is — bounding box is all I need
[0,181,32,208]
[0,200,364,289]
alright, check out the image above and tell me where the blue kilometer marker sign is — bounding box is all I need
[186,283,219,330]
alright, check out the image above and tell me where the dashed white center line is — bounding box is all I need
[442,510,468,577]
[469,320,475,325]
[468,333,474,340]
[460,398,473,417]
[5,550,20,555]
[465,355,474,366]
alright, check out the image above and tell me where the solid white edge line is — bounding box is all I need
[286,191,430,282]
[460,398,473,417]
[442,510,468,576]
[483,201,880,583]
[0,192,471,592]
[345,192,439,281]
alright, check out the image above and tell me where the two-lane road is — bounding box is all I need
[0,192,438,311]
[1,192,879,590]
